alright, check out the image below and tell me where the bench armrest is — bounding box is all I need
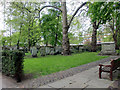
[99,64,112,67]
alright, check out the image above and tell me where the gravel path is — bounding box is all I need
[108,79,120,89]
[15,56,120,88]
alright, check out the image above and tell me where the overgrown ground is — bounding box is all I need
[24,52,108,78]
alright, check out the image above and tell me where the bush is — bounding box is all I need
[83,40,92,52]
[96,45,101,51]
[70,46,79,53]
[2,50,24,82]
[116,50,120,55]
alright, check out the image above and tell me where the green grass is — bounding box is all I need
[25,52,31,56]
[24,52,108,78]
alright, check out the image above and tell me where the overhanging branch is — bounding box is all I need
[38,5,62,12]
[13,2,32,13]
[68,2,87,28]
[34,6,62,19]
[97,20,101,29]
[78,9,88,17]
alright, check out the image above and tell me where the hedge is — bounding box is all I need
[2,50,24,82]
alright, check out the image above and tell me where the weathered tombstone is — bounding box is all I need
[58,46,62,53]
[12,45,17,50]
[40,46,46,56]
[70,46,78,53]
[45,47,51,55]
[31,46,38,57]
[99,42,116,55]
[10,47,13,50]
[50,47,55,55]
[79,47,83,52]
[54,46,62,54]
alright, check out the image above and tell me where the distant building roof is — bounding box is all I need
[70,44,83,46]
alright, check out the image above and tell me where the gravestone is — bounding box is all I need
[99,42,116,55]
[45,47,51,55]
[70,46,78,53]
[40,47,46,56]
[79,47,83,52]
[50,48,55,55]
[31,46,38,57]
[55,46,62,54]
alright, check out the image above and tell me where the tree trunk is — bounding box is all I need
[113,34,118,49]
[28,39,31,51]
[61,1,71,55]
[110,17,119,49]
[91,22,97,52]
[36,2,86,55]
[54,15,59,47]
[46,41,48,46]
[118,29,120,49]
[17,24,22,49]
[10,25,12,47]
[17,40,20,49]
[28,27,31,51]
[54,33,57,46]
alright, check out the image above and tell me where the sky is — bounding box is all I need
[1,0,118,36]
[0,2,4,32]
[0,0,119,31]
[0,0,90,36]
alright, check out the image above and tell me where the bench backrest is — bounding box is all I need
[111,58,120,71]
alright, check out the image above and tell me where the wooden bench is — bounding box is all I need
[99,58,120,81]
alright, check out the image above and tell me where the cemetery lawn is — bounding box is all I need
[24,52,108,78]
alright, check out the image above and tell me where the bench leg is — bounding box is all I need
[99,68,102,79]
[110,71,113,81]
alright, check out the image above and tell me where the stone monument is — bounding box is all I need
[40,46,46,56]
[31,46,38,57]
[99,42,116,55]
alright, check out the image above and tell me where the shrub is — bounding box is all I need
[70,46,79,53]
[2,50,24,82]
[96,45,101,51]
[83,40,92,52]
[116,50,120,55]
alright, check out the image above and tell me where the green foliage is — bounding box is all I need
[116,50,120,55]
[103,36,113,42]
[108,2,120,48]
[41,9,62,46]
[88,2,114,24]
[2,50,24,82]
[3,2,43,48]
[68,16,83,44]
[24,52,108,78]
[3,2,63,48]
[25,51,31,56]
[69,32,83,44]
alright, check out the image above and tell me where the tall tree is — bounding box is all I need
[41,9,62,46]
[109,2,120,49]
[88,2,114,52]
[4,2,42,50]
[4,1,87,55]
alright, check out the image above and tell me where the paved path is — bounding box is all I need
[0,73,2,89]
[109,79,120,89]
[18,56,119,88]
[1,73,18,89]
[39,62,120,88]
[1,56,120,88]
